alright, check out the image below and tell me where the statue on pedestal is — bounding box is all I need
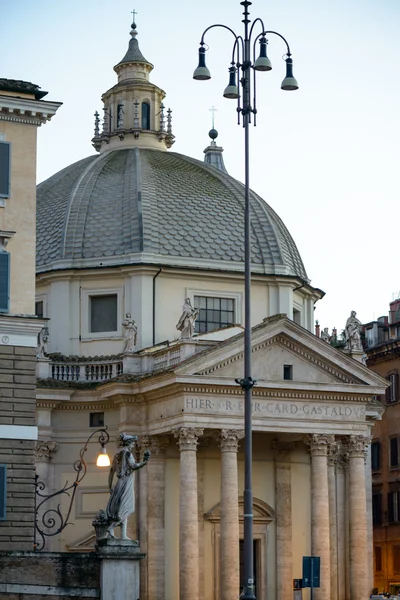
[37,326,49,359]
[344,310,363,352]
[122,313,138,352]
[93,433,150,542]
[320,327,331,343]
[176,298,199,339]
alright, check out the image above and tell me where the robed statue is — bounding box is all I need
[344,310,363,352]
[176,298,199,339]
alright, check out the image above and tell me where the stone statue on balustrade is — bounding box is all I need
[320,327,331,343]
[344,310,363,352]
[176,298,199,339]
[122,313,138,352]
[36,326,49,359]
[93,433,150,542]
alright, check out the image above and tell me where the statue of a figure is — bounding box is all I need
[36,326,49,359]
[176,298,199,339]
[320,327,331,343]
[344,310,363,351]
[105,433,150,540]
[122,313,138,352]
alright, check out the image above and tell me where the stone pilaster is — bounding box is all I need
[273,440,294,600]
[138,435,169,600]
[305,434,333,600]
[335,449,348,600]
[328,439,338,600]
[218,429,244,600]
[346,435,370,600]
[174,427,203,600]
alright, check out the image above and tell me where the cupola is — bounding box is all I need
[92,14,174,153]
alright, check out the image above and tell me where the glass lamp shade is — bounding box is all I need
[254,38,272,72]
[281,57,299,91]
[96,446,111,467]
[193,47,211,81]
[223,67,239,99]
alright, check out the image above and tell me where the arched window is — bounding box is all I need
[141,101,150,130]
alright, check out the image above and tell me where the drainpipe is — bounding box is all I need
[152,267,162,346]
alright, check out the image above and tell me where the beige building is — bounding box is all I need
[34,19,386,600]
[0,79,60,549]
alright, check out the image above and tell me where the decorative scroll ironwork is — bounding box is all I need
[34,428,110,551]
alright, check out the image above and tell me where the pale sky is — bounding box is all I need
[2,0,400,333]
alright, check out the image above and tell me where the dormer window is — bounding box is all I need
[142,101,150,130]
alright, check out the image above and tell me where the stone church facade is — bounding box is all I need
[33,18,387,600]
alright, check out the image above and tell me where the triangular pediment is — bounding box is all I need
[175,316,387,393]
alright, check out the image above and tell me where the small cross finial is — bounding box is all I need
[131,9,137,27]
[209,106,218,129]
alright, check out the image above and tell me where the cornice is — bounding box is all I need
[0,96,62,123]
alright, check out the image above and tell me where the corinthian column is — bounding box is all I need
[328,439,338,600]
[305,434,333,600]
[218,429,244,600]
[273,440,294,600]
[174,427,204,600]
[347,435,370,600]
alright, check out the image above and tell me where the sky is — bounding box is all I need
[2,0,400,333]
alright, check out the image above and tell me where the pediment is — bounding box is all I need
[205,496,275,524]
[176,316,387,392]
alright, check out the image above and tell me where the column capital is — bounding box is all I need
[273,440,294,462]
[305,433,335,457]
[137,434,170,457]
[346,434,371,460]
[174,427,204,451]
[218,429,244,452]
[35,440,58,463]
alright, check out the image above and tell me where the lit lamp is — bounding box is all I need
[96,444,111,467]
[193,4,298,600]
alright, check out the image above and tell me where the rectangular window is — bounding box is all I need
[90,294,118,333]
[387,373,399,404]
[371,441,381,471]
[0,252,10,313]
[375,546,382,572]
[35,300,44,319]
[283,365,293,381]
[90,412,104,428]
[372,493,382,525]
[394,545,400,573]
[0,465,6,520]
[388,491,400,523]
[194,295,235,334]
[0,141,11,198]
[390,437,399,468]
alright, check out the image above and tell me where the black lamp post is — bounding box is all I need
[193,3,298,599]
[34,428,110,551]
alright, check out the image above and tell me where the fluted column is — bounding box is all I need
[336,448,348,600]
[218,429,244,600]
[174,427,204,600]
[328,439,338,600]
[306,434,333,600]
[273,440,294,600]
[139,435,169,600]
[347,435,370,600]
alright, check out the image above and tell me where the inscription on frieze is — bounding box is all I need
[184,397,365,420]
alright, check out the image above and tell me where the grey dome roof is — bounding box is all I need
[36,148,307,279]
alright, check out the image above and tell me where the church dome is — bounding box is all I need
[36,147,307,279]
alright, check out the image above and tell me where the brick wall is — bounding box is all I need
[0,344,37,550]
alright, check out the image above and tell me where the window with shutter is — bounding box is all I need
[371,441,381,470]
[388,491,400,523]
[0,252,10,313]
[387,373,400,403]
[372,493,382,525]
[0,141,11,198]
[375,546,382,572]
[390,437,399,468]
[0,465,6,520]
[394,545,400,572]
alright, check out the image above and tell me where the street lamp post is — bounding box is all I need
[34,428,111,551]
[193,3,298,598]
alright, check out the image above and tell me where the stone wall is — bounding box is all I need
[0,551,100,599]
[0,343,37,550]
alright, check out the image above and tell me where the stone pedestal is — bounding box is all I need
[36,357,51,379]
[96,539,145,600]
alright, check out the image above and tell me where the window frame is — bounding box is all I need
[283,364,293,381]
[186,288,242,335]
[386,372,399,404]
[0,140,11,200]
[388,490,400,523]
[0,251,10,314]
[35,294,47,319]
[141,101,151,130]
[372,492,382,525]
[390,436,399,469]
[81,287,123,340]
[371,440,381,471]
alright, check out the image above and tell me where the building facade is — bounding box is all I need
[0,79,60,549]
[32,19,386,600]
